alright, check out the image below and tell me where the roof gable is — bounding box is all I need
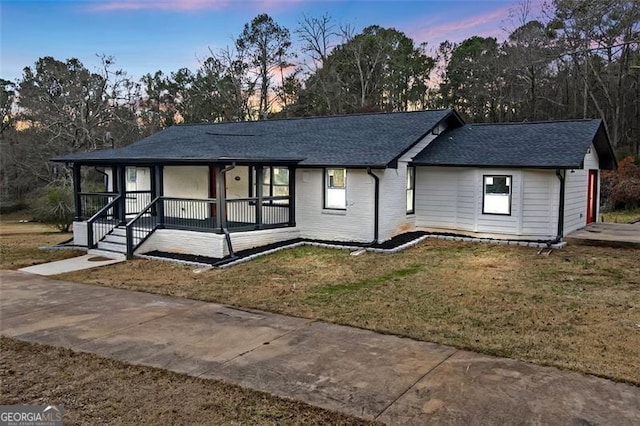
[412,119,617,170]
[55,109,458,167]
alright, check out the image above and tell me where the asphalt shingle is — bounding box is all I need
[411,120,616,169]
[55,109,455,167]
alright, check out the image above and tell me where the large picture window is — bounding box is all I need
[483,175,511,215]
[253,166,289,204]
[325,168,346,209]
[406,166,415,214]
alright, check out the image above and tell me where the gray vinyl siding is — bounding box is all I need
[295,168,375,243]
[415,167,560,240]
[522,171,559,237]
[564,144,600,235]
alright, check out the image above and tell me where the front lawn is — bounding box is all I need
[0,212,84,269]
[57,239,640,385]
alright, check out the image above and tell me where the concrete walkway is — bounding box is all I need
[1,270,639,425]
[18,254,125,276]
[566,222,640,247]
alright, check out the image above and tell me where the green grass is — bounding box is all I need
[308,264,423,300]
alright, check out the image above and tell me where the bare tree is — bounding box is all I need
[236,14,292,118]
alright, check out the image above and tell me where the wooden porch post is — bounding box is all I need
[289,166,296,227]
[72,163,82,221]
[154,165,164,227]
[117,165,126,224]
[256,166,263,228]
[216,167,224,231]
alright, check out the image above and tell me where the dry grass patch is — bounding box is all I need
[0,212,84,269]
[57,240,640,385]
[601,209,640,223]
[0,337,370,425]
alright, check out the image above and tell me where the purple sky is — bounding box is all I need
[1,0,545,82]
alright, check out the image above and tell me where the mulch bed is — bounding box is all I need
[141,232,430,266]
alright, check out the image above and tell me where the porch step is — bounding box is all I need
[111,227,127,237]
[102,233,127,244]
[96,241,127,254]
[87,248,126,260]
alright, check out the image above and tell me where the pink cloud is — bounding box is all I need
[408,7,510,46]
[88,0,305,12]
[88,0,231,12]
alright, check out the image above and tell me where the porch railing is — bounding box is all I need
[86,195,122,248]
[78,192,118,221]
[125,190,152,216]
[161,197,217,232]
[83,194,293,258]
[226,196,290,231]
[125,197,160,259]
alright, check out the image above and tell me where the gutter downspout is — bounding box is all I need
[367,167,380,244]
[218,163,236,259]
[554,169,566,245]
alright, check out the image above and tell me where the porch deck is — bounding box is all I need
[566,222,640,248]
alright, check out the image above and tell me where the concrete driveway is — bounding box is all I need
[1,270,639,424]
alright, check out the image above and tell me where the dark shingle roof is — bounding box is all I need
[412,120,617,170]
[55,109,456,167]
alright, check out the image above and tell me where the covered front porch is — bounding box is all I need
[71,162,297,259]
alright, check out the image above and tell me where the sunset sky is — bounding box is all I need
[1,0,545,82]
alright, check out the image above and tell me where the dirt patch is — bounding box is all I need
[87,256,113,262]
[0,337,373,425]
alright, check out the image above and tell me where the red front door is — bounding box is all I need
[586,170,598,224]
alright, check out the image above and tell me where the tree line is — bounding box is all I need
[1,0,638,206]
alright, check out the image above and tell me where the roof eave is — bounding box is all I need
[410,162,584,169]
[52,157,306,165]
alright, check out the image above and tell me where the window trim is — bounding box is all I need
[406,166,415,215]
[482,174,512,216]
[323,168,347,210]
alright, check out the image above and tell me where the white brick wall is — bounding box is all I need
[295,168,374,243]
[137,227,300,258]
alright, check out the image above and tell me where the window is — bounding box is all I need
[253,166,289,203]
[126,167,137,183]
[325,168,346,209]
[483,175,511,215]
[406,166,415,214]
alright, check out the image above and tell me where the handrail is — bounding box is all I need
[227,196,290,203]
[125,197,160,259]
[86,194,122,248]
[87,195,122,223]
[79,191,119,196]
[161,196,216,203]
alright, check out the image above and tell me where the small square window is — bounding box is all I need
[483,175,511,215]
